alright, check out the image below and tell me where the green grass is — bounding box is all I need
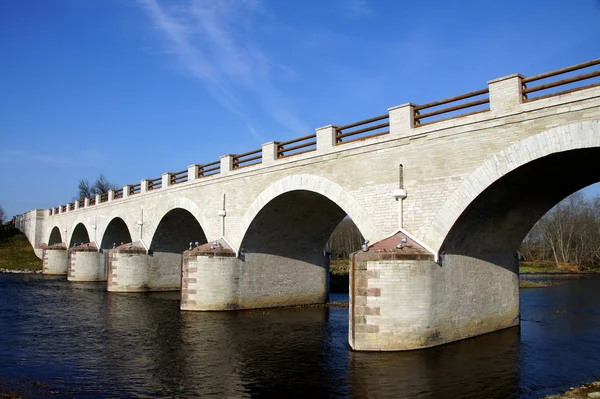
[519,262,559,274]
[0,226,42,271]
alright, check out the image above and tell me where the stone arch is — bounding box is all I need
[69,223,91,247]
[149,208,207,254]
[145,197,212,244]
[426,120,600,252]
[48,226,63,245]
[235,174,379,249]
[100,217,133,250]
[96,208,137,245]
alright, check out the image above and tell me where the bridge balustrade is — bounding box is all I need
[277,134,316,158]
[233,149,262,169]
[170,170,188,185]
[45,58,599,217]
[335,114,390,144]
[197,161,220,177]
[147,177,162,191]
[522,58,600,101]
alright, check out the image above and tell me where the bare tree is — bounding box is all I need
[0,204,5,225]
[77,174,119,200]
[521,192,600,270]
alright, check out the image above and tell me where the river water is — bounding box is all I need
[0,273,599,398]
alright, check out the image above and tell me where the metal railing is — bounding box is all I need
[277,134,317,158]
[78,199,84,208]
[100,193,108,203]
[198,161,220,177]
[148,177,162,191]
[129,183,141,196]
[61,205,67,212]
[114,188,123,200]
[414,88,490,126]
[88,197,96,206]
[170,170,188,185]
[336,114,389,145]
[522,58,600,102]
[233,149,262,169]
[68,203,74,211]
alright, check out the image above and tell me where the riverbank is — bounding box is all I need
[545,379,600,398]
[0,226,42,272]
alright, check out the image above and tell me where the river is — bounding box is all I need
[0,273,599,398]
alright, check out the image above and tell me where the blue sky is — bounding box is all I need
[1,0,599,218]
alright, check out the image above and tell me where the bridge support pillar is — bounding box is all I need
[107,243,181,292]
[181,240,239,311]
[67,243,106,282]
[181,239,328,311]
[349,234,519,351]
[41,244,68,275]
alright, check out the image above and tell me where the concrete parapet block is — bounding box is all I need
[140,179,149,194]
[262,142,278,166]
[188,164,199,182]
[162,173,171,188]
[488,74,524,114]
[84,198,90,208]
[389,103,415,137]
[316,125,337,151]
[122,185,130,199]
[95,194,101,205]
[108,190,115,202]
[220,155,233,175]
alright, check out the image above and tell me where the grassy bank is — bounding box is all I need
[0,225,42,271]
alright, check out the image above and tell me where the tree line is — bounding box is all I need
[521,192,600,269]
[326,191,600,270]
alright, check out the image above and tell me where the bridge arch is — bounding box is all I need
[426,119,600,254]
[101,217,132,250]
[149,208,207,254]
[235,174,379,249]
[48,226,63,245]
[96,209,137,246]
[69,223,91,247]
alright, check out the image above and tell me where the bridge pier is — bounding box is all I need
[349,234,519,351]
[41,244,68,275]
[181,239,328,311]
[67,243,107,282]
[107,243,181,292]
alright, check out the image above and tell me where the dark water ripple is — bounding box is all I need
[1,273,599,398]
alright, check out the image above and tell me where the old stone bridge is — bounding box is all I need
[15,59,600,351]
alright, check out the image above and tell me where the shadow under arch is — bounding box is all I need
[149,208,207,254]
[236,174,378,249]
[101,218,132,250]
[48,226,62,245]
[69,223,91,247]
[426,120,600,252]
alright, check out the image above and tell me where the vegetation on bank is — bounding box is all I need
[0,225,42,271]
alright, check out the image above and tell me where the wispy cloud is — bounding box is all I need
[0,150,107,167]
[137,0,310,142]
[338,0,372,18]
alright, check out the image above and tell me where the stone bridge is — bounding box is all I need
[15,59,600,351]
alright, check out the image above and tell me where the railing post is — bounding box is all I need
[74,200,79,210]
[123,185,130,199]
[262,142,278,166]
[389,103,415,137]
[95,194,101,205]
[162,173,171,188]
[141,179,149,194]
[316,125,337,152]
[48,209,53,216]
[220,155,233,175]
[488,74,524,114]
[84,198,90,208]
[108,190,115,202]
[188,164,199,182]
